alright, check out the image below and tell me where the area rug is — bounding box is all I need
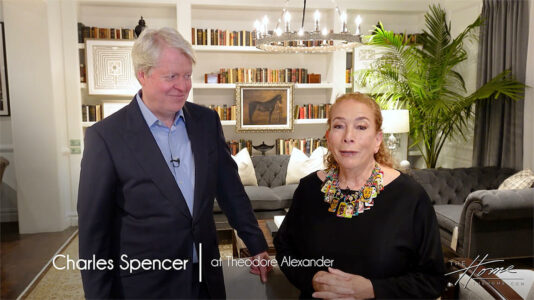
[19,232,234,299]
[20,230,83,299]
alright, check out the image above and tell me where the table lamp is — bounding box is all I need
[381,109,410,152]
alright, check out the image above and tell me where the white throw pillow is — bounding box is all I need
[285,147,327,184]
[498,169,534,190]
[231,149,258,186]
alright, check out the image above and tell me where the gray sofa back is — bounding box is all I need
[251,155,290,187]
[409,167,516,205]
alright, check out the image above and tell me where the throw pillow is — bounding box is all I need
[285,147,328,184]
[231,149,258,186]
[498,169,534,190]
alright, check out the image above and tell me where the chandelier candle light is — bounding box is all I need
[254,0,363,53]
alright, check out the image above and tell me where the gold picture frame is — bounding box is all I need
[236,83,294,132]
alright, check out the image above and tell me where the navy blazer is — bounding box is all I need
[78,97,267,298]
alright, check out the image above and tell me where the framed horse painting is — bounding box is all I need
[235,83,294,132]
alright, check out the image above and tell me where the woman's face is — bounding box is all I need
[327,99,382,171]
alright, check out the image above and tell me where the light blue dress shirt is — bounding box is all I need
[136,93,198,262]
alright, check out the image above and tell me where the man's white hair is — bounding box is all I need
[132,27,196,78]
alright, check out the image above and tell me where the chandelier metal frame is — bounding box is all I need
[255,0,362,53]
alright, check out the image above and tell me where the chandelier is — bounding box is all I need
[254,0,362,53]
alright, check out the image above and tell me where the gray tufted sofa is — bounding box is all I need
[214,155,296,228]
[409,167,534,259]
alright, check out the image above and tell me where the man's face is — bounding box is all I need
[137,46,192,121]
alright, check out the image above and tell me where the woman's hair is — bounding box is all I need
[325,93,394,169]
[132,27,196,78]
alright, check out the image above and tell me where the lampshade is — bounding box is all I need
[381,110,409,133]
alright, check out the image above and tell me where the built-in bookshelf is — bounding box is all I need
[71,0,362,150]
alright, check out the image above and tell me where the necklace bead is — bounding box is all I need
[321,163,384,218]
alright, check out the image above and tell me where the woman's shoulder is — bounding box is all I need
[298,171,324,186]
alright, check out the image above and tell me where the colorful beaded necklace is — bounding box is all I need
[321,163,384,218]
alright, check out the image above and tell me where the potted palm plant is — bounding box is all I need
[355,4,524,168]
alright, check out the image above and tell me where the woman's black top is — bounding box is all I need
[274,172,446,299]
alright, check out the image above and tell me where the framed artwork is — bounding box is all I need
[85,39,140,96]
[236,83,294,132]
[0,22,10,116]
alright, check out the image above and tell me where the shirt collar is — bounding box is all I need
[136,91,185,128]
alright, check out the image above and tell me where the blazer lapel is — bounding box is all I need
[122,99,192,220]
[183,103,208,221]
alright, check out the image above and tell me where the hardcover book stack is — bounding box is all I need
[275,138,327,155]
[294,104,331,120]
[81,104,103,122]
[227,140,253,156]
[205,68,320,84]
[207,104,237,121]
[77,22,135,42]
[191,28,256,46]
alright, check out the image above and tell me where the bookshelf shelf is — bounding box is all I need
[294,119,328,125]
[193,45,262,53]
[220,120,236,126]
[82,121,96,127]
[192,83,235,89]
[295,83,333,89]
[192,83,333,89]
[78,43,85,49]
[220,119,326,126]
[80,83,87,89]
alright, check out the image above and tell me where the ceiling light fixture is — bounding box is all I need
[254,0,362,53]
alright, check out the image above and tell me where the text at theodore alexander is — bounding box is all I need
[210,256,334,268]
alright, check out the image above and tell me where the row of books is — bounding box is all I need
[82,105,103,122]
[276,138,327,156]
[346,68,353,84]
[192,28,256,47]
[205,68,320,84]
[294,104,332,120]
[77,23,136,42]
[394,33,422,45]
[207,104,237,121]
[227,139,253,156]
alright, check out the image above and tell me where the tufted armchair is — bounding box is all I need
[409,167,534,259]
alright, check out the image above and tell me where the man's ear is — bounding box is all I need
[137,70,147,86]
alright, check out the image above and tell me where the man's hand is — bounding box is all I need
[311,268,374,299]
[249,251,273,283]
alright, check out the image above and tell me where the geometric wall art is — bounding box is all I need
[86,39,141,96]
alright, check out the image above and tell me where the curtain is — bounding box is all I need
[473,0,529,169]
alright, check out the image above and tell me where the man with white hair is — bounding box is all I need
[78,27,270,299]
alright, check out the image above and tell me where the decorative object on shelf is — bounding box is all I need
[254,0,362,53]
[85,39,140,96]
[102,101,129,119]
[0,22,10,116]
[252,141,274,156]
[381,109,409,152]
[134,16,146,38]
[236,83,294,132]
[355,5,525,168]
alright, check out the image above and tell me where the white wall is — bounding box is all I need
[3,0,71,233]
[524,0,534,170]
[436,0,482,168]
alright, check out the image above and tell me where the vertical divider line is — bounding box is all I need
[199,243,202,282]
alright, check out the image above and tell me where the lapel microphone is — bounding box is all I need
[170,157,180,167]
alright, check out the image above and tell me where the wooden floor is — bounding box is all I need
[1,222,77,299]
